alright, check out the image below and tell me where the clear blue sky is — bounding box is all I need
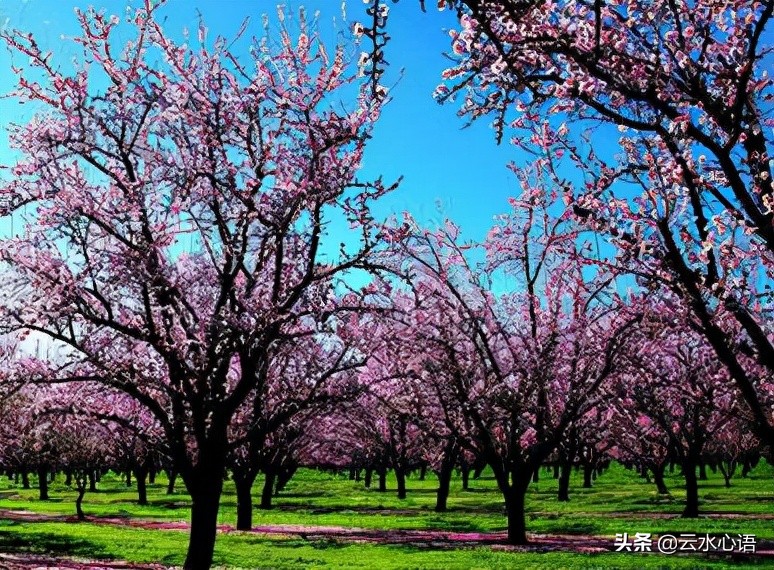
[0,0,520,242]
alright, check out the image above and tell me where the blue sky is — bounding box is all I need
[0,0,521,243]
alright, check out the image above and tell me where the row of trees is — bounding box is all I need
[0,0,771,568]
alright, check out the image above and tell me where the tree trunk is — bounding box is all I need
[698,461,708,481]
[37,466,49,501]
[125,470,132,487]
[532,468,539,483]
[557,463,571,502]
[75,477,87,521]
[717,463,732,488]
[134,467,148,506]
[378,468,387,492]
[65,470,72,487]
[553,464,560,479]
[419,464,427,481]
[461,466,470,490]
[653,464,669,494]
[276,466,296,494]
[235,472,257,530]
[166,470,177,495]
[396,468,407,500]
[149,468,156,485]
[435,464,453,512]
[583,463,593,488]
[183,479,224,570]
[364,468,373,488]
[682,460,700,518]
[88,471,97,492]
[259,471,276,510]
[21,471,30,489]
[505,480,529,545]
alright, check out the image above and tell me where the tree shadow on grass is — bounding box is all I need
[0,527,112,560]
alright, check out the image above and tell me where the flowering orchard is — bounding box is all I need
[0,1,772,568]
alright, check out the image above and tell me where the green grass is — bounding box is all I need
[0,462,772,568]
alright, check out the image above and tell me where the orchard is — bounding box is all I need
[0,0,771,569]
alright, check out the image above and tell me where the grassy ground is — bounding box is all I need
[0,461,772,568]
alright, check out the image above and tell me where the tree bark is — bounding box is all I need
[166,470,177,495]
[557,463,571,502]
[21,471,30,489]
[653,464,669,494]
[682,460,700,518]
[134,467,148,506]
[183,479,224,570]
[506,479,530,545]
[88,471,97,492]
[698,461,708,481]
[37,466,49,501]
[75,477,87,521]
[259,471,276,510]
[378,468,387,492]
[461,466,470,490]
[235,472,257,530]
[364,468,373,488]
[435,464,453,512]
[583,463,593,488]
[396,468,407,500]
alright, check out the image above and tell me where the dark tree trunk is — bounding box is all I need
[148,468,156,485]
[435,464,453,512]
[21,471,30,489]
[419,464,427,481]
[461,466,470,490]
[125,470,132,487]
[65,470,72,487]
[553,464,560,479]
[583,463,593,488]
[505,479,530,545]
[183,477,224,570]
[349,467,357,480]
[75,477,87,521]
[557,463,571,502]
[259,471,276,510]
[166,470,177,495]
[396,468,407,500]
[88,471,97,492]
[37,466,49,501]
[473,465,485,479]
[134,467,148,506]
[532,468,539,483]
[276,466,296,494]
[378,468,387,492]
[235,471,257,530]
[653,464,669,494]
[364,468,373,488]
[717,462,733,488]
[49,470,56,483]
[682,460,700,518]
[698,461,708,481]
